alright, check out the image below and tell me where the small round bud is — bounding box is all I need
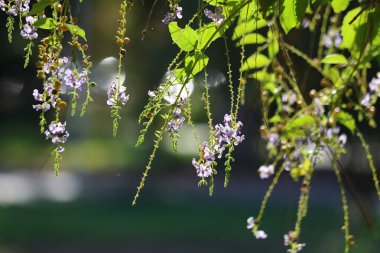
[53,81,61,90]
[261,90,269,101]
[368,106,376,116]
[123,37,130,45]
[57,4,63,13]
[90,82,97,87]
[58,101,67,109]
[309,89,317,98]
[345,89,353,98]
[82,44,88,51]
[37,70,45,79]
[259,125,268,138]
[60,24,69,32]
[320,78,332,87]
[120,48,127,57]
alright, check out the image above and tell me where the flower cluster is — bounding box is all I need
[281,90,298,113]
[361,72,380,109]
[64,69,88,90]
[192,142,214,178]
[32,57,76,113]
[166,98,186,134]
[325,127,347,148]
[44,122,69,147]
[258,164,275,179]
[0,0,30,16]
[204,6,224,25]
[162,5,182,24]
[192,114,244,178]
[21,16,38,40]
[284,231,306,252]
[246,217,267,239]
[322,28,342,49]
[107,82,129,109]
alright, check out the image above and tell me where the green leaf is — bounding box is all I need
[269,115,282,123]
[232,19,267,40]
[29,0,59,16]
[236,33,266,46]
[33,18,55,29]
[280,0,308,34]
[197,23,221,50]
[184,53,209,76]
[263,82,279,94]
[169,22,198,52]
[66,24,87,41]
[267,29,279,59]
[331,0,350,13]
[241,54,270,71]
[249,70,275,82]
[285,115,315,132]
[321,54,348,64]
[336,111,356,133]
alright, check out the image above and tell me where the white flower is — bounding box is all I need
[258,164,275,179]
[254,230,267,239]
[246,216,255,229]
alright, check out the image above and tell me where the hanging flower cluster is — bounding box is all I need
[204,6,224,25]
[20,16,38,40]
[246,216,267,239]
[107,81,130,109]
[162,5,182,24]
[166,98,186,134]
[284,231,306,253]
[192,114,244,179]
[0,0,30,16]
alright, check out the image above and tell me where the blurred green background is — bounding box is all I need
[0,1,379,252]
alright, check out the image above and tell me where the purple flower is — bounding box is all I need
[32,102,50,112]
[361,93,371,107]
[214,114,245,146]
[369,72,380,95]
[192,158,213,178]
[57,146,65,154]
[0,1,6,11]
[162,5,182,24]
[107,82,129,108]
[323,29,342,49]
[64,69,87,89]
[166,100,187,134]
[204,6,224,25]
[21,16,38,40]
[302,17,310,29]
[44,122,69,145]
[33,89,43,102]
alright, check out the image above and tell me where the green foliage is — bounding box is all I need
[169,22,198,52]
[280,0,309,34]
[321,54,348,64]
[28,0,60,16]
